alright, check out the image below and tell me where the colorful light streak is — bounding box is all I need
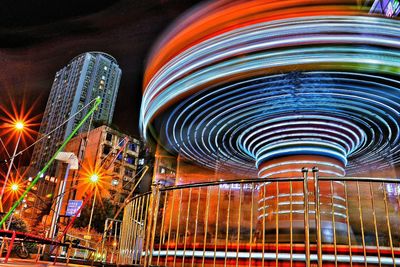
[140,1,400,176]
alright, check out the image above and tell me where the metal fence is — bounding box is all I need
[118,169,400,266]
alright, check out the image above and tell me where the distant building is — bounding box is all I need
[30,52,122,175]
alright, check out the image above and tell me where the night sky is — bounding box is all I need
[0,0,201,140]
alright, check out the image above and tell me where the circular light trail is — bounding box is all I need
[141,0,400,176]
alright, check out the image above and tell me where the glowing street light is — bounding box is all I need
[89,173,100,184]
[87,172,100,237]
[5,181,23,230]
[14,121,24,130]
[10,183,19,192]
[0,120,25,211]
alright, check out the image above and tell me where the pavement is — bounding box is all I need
[0,258,91,267]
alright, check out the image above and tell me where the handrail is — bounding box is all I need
[129,175,398,201]
[319,176,400,183]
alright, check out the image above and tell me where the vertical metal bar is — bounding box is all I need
[165,190,176,266]
[262,183,266,267]
[370,182,381,267]
[383,183,396,267]
[122,205,131,264]
[224,186,232,267]
[149,185,161,266]
[119,204,127,264]
[302,168,310,267]
[249,183,254,267]
[275,182,279,267]
[120,204,127,264]
[312,167,322,267]
[344,181,353,267]
[4,231,16,263]
[330,181,338,267]
[236,184,243,267]
[214,186,221,267]
[202,187,211,266]
[130,198,139,264]
[157,191,168,266]
[356,181,367,267]
[111,221,118,264]
[192,188,201,267]
[131,202,138,264]
[173,189,183,267]
[132,197,140,264]
[101,219,108,262]
[183,188,192,266]
[133,197,142,264]
[145,193,154,266]
[136,197,142,264]
[141,194,151,265]
[290,181,293,267]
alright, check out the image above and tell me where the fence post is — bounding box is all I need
[148,183,160,266]
[302,168,310,267]
[144,183,159,267]
[4,231,16,263]
[312,167,322,267]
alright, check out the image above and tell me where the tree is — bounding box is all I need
[73,197,116,233]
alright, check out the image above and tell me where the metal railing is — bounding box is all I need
[118,169,400,266]
[100,218,122,264]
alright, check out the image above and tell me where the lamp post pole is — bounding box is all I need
[0,130,22,212]
[87,189,96,235]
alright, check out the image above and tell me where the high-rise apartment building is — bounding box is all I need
[30,52,121,174]
[27,52,121,225]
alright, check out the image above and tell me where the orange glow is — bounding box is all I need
[14,121,24,130]
[10,183,19,192]
[76,157,113,201]
[0,167,28,205]
[89,173,100,183]
[0,96,41,148]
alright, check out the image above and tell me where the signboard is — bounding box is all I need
[65,200,83,217]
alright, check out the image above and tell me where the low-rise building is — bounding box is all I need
[59,125,141,216]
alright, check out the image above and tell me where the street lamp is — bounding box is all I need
[6,181,23,230]
[14,121,24,130]
[10,183,19,192]
[87,173,100,235]
[0,121,24,212]
[89,173,99,183]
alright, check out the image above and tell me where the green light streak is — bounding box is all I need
[0,97,102,227]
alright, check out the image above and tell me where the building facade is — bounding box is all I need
[60,125,141,214]
[30,52,121,175]
[27,52,121,224]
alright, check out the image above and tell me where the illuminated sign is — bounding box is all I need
[65,200,83,217]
